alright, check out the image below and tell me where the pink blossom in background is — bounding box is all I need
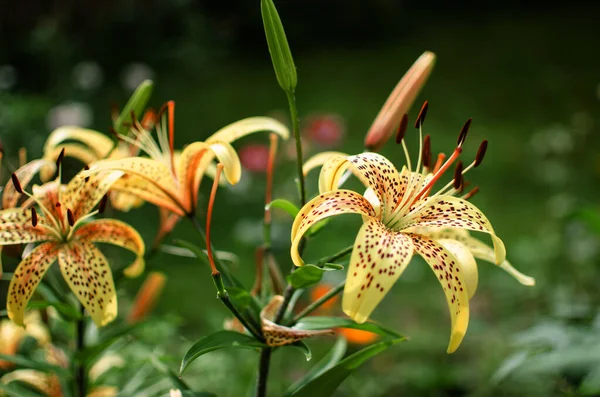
[239,144,270,173]
[302,113,346,148]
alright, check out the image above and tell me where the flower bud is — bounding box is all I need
[364,51,436,151]
[127,271,167,324]
[261,0,297,92]
[113,79,154,136]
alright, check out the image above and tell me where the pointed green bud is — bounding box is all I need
[261,0,297,92]
[114,79,154,136]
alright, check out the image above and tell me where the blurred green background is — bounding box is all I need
[1,1,600,396]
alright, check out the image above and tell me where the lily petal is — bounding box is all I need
[44,126,113,160]
[302,151,349,177]
[152,208,181,248]
[409,234,470,353]
[0,208,49,245]
[3,159,54,209]
[437,238,478,299]
[73,219,145,278]
[320,153,404,220]
[403,196,506,265]
[58,241,117,327]
[261,295,334,346]
[85,157,180,209]
[291,190,377,267]
[342,218,414,323]
[206,116,290,143]
[65,170,124,220]
[107,190,145,212]
[41,144,98,181]
[110,174,183,215]
[7,242,60,326]
[176,140,241,212]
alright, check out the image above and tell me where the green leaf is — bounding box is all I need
[294,316,403,338]
[286,338,405,397]
[0,383,46,397]
[287,264,341,289]
[180,331,266,375]
[0,353,71,378]
[286,340,312,361]
[261,0,297,92]
[1,272,13,281]
[287,337,347,394]
[27,301,81,321]
[75,322,143,364]
[227,286,252,311]
[113,80,154,136]
[266,198,299,218]
[178,392,218,397]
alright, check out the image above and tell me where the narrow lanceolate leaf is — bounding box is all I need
[286,337,348,394]
[286,264,341,289]
[294,316,403,339]
[285,337,405,397]
[261,0,297,92]
[266,198,300,218]
[114,80,154,136]
[180,331,266,375]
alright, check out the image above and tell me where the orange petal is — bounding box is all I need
[110,174,183,216]
[73,219,145,278]
[127,271,166,323]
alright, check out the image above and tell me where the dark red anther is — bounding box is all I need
[67,209,75,226]
[453,161,463,190]
[422,134,431,169]
[130,110,137,124]
[31,207,38,227]
[474,140,488,167]
[56,148,66,169]
[457,118,472,147]
[395,114,409,144]
[11,173,23,194]
[414,101,429,129]
[98,195,108,214]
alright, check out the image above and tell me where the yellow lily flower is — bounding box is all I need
[291,112,523,353]
[84,101,289,240]
[41,109,156,212]
[1,166,145,327]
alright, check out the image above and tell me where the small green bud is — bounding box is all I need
[114,79,154,136]
[261,0,297,92]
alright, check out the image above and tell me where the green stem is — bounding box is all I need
[285,91,306,206]
[290,280,345,324]
[255,347,272,397]
[75,304,86,397]
[317,245,353,266]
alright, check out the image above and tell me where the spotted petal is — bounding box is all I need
[85,157,180,211]
[176,140,241,212]
[402,196,506,265]
[319,153,404,220]
[2,159,54,209]
[206,116,290,143]
[65,170,124,221]
[261,295,334,346]
[73,219,145,278]
[58,241,117,327]
[7,242,60,326]
[0,208,50,245]
[302,151,349,177]
[44,126,113,161]
[291,190,377,267]
[409,234,470,353]
[437,238,478,299]
[41,144,99,181]
[342,218,414,324]
[110,174,183,215]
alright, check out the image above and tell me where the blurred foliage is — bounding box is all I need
[1,1,600,396]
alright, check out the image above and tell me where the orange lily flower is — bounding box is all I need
[84,101,289,244]
[1,165,145,327]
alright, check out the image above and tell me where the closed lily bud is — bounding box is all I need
[127,272,167,323]
[113,79,154,136]
[261,0,297,92]
[364,51,436,151]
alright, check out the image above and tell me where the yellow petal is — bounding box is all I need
[402,196,506,265]
[85,157,181,212]
[176,140,241,212]
[0,208,49,245]
[291,190,377,267]
[437,238,479,299]
[261,295,334,346]
[73,219,145,278]
[64,170,124,221]
[44,126,113,160]
[58,241,117,327]
[206,116,290,143]
[342,218,414,323]
[302,151,349,177]
[319,153,404,220]
[7,242,60,326]
[40,144,98,181]
[0,369,55,395]
[110,174,183,216]
[2,159,54,209]
[107,190,145,212]
[409,234,470,353]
